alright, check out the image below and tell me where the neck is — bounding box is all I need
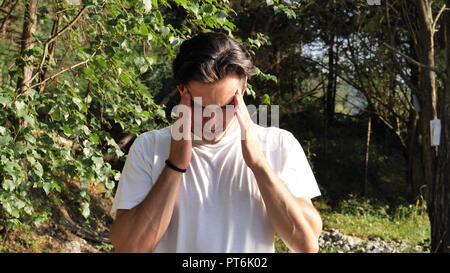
[192,116,239,145]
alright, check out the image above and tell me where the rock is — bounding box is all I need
[66,240,81,253]
[318,229,418,253]
[365,241,383,253]
[343,245,351,252]
[345,236,362,249]
[330,229,342,241]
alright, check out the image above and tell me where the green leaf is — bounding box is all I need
[83,67,94,78]
[113,170,121,181]
[14,141,27,154]
[15,101,27,118]
[80,203,90,219]
[202,4,216,14]
[120,73,131,85]
[89,133,100,145]
[96,55,107,67]
[105,180,115,190]
[143,0,152,12]
[0,135,12,147]
[140,22,149,36]
[52,107,61,121]
[63,124,73,136]
[43,182,53,195]
[160,26,170,37]
[155,108,166,119]
[33,162,43,178]
[92,156,103,168]
[2,179,16,191]
[134,56,145,66]
[53,183,61,193]
[261,94,271,105]
[0,96,11,106]
[24,132,36,144]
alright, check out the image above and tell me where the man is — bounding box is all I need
[109,32,322,253]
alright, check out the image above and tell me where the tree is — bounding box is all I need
[384,0,449,252]
[0,0,243,230]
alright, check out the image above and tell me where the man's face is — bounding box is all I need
[180,73,245,143]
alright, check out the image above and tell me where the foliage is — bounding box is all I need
[0,0,288,231]
[319,195,430,252]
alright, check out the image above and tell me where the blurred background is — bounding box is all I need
[0,0,449,253]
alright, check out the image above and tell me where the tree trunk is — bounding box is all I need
[407,108,425,196]
[363,114,372,196]
[326,35,336,125]
[430,0,450,253]
[414,0,447,252]
[16,0,38,94]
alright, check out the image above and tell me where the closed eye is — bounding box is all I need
[190,97,235,110]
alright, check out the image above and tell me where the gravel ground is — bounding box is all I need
[319,229,427,253]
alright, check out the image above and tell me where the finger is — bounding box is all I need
[173,90,192,141]
[234,89,251,123]
[234,89,244,113]
[174,88,191,121]
[235,108,246,141]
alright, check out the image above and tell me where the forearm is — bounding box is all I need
[110,165,183,252]
[250,160,322,253]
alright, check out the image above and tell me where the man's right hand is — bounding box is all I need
[168,87,192,170]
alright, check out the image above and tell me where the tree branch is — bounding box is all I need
[28,43,100,90]
[0,0,18,35]
[381,42,447,80]
[26,5,89,86]
[432,4,447,33]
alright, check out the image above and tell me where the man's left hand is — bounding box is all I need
[234,90,268,170]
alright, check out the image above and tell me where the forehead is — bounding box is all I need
[186,74,243,95]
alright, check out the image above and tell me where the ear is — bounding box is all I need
[176,85,184,95]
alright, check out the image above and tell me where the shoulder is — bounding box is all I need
[135,125,172,143]
[255,124,298,146]
[130,125,172,155]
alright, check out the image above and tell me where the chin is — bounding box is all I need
[202,132,224,143]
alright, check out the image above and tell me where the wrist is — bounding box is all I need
[167,154,189,169]
[165,159,187,173]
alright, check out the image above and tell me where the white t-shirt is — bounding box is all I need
[110,120,321,253]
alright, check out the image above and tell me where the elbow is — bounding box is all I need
[291,239,320,253]
[303,241,320,253]
[110,237,156,253]
[290,219,323,253]
[109,225,157,253]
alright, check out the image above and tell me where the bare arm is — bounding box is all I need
[251,160,323,253]
[110,88,193,253]
[109,165,183,252]
[234,89,322,253]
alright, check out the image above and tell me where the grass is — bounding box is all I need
[275,194,431,253]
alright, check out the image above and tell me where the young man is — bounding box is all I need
[109,32,322,253]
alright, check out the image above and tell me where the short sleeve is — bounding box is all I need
[278,131,321,199]
[110,133,154,218]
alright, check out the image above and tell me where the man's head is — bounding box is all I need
[172,32,255,143]
[173,32,255,87]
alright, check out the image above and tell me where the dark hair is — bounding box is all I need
[172,32,255,85]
